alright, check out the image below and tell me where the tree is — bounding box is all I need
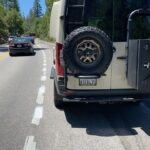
[0,0,23,43]
[0,4,8,43]
[11,0,19,11]
[24,0,43,36]
[1,0,19,11]
[0,0,4,6]
[2,0,8,8]
[23,8,37,34]
[38,0,54,39]
[5,9,23,35]
[23,0,55,40]
[33,0,42,18]
[45,0,54,14]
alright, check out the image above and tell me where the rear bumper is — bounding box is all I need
[55,76,150,102]
[50,68,150,102]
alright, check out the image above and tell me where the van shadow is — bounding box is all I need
[64,102,150,137]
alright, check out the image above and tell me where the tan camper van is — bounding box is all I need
[50,0,150,109]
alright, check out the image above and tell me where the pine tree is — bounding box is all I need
[3,0,8,8]
[24,0,56,40]
[0,0,4,6]
[2,0,19,11]
[5,9,23,35]
[45,0,54,14]
[33,0,42,18]
[12,0,19,11]
[0,4,8,43]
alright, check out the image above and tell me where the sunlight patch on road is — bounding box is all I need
[0,52,9,61]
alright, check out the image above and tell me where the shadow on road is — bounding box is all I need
[34,48,49,51]
[10,52,36,57]
[0,47,8,52]
[64,102,150,137]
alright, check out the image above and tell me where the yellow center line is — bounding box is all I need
[0,52,9,61]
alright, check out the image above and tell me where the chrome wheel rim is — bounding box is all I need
[76,40,101,64]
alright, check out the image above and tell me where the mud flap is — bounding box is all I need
[50,66,55,79]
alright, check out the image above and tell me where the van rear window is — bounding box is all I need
[86,0,150,41]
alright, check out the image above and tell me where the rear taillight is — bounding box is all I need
[56,42,64,76]
[9,43,15,47]
[24,43,30,46]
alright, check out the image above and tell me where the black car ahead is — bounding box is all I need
[9,37,34,56]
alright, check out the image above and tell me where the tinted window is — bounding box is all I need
[13,38,30,43]
[131,16,150,39]
[87,0,113,39]
[87,0,150,41]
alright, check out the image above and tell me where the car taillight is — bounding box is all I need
[24,43,30,46]
[56,42,64,76]
[9,44,15,47]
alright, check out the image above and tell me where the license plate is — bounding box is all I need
[17,45,22,48]
[79,78,97,86]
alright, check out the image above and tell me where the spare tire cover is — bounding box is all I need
[63,26,113,75]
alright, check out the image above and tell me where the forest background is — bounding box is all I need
[0,0,54,43]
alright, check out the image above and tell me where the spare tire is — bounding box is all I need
[63,26,113,75]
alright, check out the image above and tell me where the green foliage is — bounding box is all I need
[5,9,23,35]
[0,0,23,43]
[37,0,55,40]
[0,0,4,5]
[33,0,43,17]
[0,5,8,43]
[45,0,54,13]
[1,0,19,11]
[23,9,37,34]
[23,0,55,41]
[10,0,20,12]
[0,0,57,43]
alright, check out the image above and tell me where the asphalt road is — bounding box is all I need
[0,40,150,150]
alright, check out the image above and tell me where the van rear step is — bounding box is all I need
[63,97,145,103]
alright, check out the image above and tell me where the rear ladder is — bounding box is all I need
[65,0,87,35]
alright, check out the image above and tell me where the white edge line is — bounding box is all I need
[36,86,46,105]
[41,76,47,81]
[23,136,36,150]
[31,107,43,126]
[39,85,46,94]
[42,68,47,72]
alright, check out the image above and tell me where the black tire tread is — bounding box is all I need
[63,26,113,75]
[9,52,14,56]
